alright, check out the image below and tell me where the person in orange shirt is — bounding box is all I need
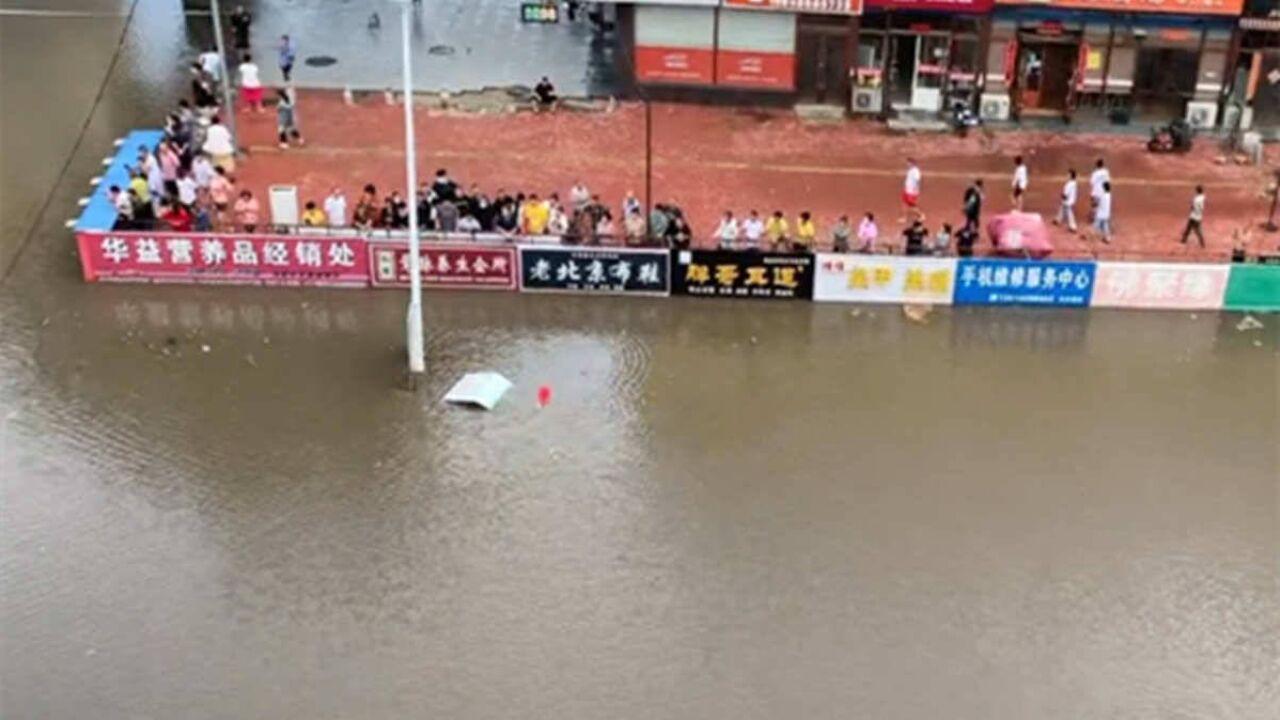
[792,211,816,252]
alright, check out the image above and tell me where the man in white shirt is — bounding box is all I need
[715,211,739,250]
[324,188,348,227]
[903,158,923,222]
[741,209,764,251]
[1054,168,1078,233]
[176,170,198,207]
[202,116,235,171]
[198,47,222,83]
[1091,181,1112,244]
[1011,155,1028,211]
[192,153,215,188]
[568,181,590,214]
[1180,185,1205,248]
[1089,158,1110,215]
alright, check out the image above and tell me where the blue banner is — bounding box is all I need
[953,259,1096,307]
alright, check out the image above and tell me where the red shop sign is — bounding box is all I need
[635,45,714,86]
[368,242,517,290]
[715,50,796,91]
[77,230,369,287]
[866,0,994,12]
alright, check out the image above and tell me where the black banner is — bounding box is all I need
[671,249,814,300]
[519,246,670,295]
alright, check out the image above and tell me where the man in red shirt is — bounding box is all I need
[161,201,193,232]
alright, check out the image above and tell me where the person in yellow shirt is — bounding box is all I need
[793,211,816,252]
[301,201,328,226]
[764,210,789,251]
[129,170,150,205]
[522,193,550,235]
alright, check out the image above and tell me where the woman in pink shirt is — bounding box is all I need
[233,190,260,233]
[856,212,878,253]
[158,140,181,198]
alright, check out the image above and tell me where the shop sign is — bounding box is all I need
[519,2,559,23]
[76,231,369,287]
[715,50,796,90]
[813,254,956,305]
[993,0,1244,17]
[724,0,865,14]
[519,246,670,295]
[1090,262,1228,310]
[953,259,1096,307]
[672,250,814,300]
[866,0,992,11]
[635,46,715,85]
[1223,264,1280,311]
[368,242,517,290]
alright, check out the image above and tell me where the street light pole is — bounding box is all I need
[209,0,238,152]
[400,1,426,378]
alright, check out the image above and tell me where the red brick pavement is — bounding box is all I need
[231,91,1279,261]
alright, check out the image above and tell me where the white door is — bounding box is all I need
[910,36,948,112]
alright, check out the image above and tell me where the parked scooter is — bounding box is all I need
[1148,118,1194,153]
[950,98,982,137]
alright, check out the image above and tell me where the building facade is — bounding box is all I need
[599,0,1267,131]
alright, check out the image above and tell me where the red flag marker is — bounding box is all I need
[537,385,552,407]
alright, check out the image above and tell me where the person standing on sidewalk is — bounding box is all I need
[963,178,983,230]
[278,35,297,83]
[1089,158,1110,219]
[1091,181,1113,244]
[1054,169,1078,233]
[324,187,348,227]
[238,54,264,112]
[275,89,304,148]
[903,158,923,222]
[1180,185,1206,248]
[1011,155,1029,211]
[230,6,252,52]
[715,211,739,250]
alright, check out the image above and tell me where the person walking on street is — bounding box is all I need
[963,178,983,230]
[1089,158,1110,218]
[275,89,304,148]
[278,35,297,83]
[1054,169,1079,233]
[1092,181,1113,244]
[230,5,252,52]
[1180,185,1206,248]
[715,211,739,250]
[1011,155,1029,211]
[238,54,264,112]
[902,158,923,222]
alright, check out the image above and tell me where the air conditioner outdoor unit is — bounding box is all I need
[1184,100,1217,129]
[851,87,881,114]
[980,93,1010,121]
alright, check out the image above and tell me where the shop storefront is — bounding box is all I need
[1229,2,1280,137]
[852,1,993,117]
[984,1,1244,126]
[610,1,864,103]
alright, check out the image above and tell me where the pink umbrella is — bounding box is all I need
[988,212,1053,259]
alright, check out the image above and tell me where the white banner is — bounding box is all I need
[814,253,957,304]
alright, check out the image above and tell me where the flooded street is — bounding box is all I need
[2,2,1277,718]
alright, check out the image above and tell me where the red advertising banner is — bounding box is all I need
[715,50,796,90]
[723,0,864,14]
[635,45,715,85]
[866,0,993,11]
[368,242,518,290]
[77,231,369,287]
[994,0,1243,16]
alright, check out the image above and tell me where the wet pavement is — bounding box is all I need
[1,2,1278,719]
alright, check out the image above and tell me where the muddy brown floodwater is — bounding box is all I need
[1,3,1277,719]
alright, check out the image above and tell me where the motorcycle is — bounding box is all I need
[949,97,982,137]
[1147,118,1194,153]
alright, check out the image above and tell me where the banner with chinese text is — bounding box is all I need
[1091,262,1228,310]
[368,242,517,290]
[813,254,956,304]
[953,258,1095,307]
[672,249,814,300]
[76,231,369,287]
[518,246,671,295]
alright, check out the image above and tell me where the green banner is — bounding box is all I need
[1224,264,1280,311]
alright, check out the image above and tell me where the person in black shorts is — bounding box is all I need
[533,77,558,112]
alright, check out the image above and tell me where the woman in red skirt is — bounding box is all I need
[237,53,264,112]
